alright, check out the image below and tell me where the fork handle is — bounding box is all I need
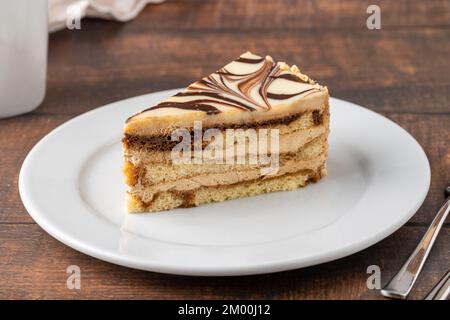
[425,269,450,300]
[381,197,450,299]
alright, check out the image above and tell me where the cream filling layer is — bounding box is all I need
[130,149,327,203]
[142,134,327,184]
[126,124,328,165]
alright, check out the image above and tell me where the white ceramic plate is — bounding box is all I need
[19,89,430,276]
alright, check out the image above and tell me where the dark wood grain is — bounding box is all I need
[0,0,449,300]
[121,0,450,31]
[43,29,450,115]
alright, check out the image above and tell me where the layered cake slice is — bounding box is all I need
[123,52,329,212]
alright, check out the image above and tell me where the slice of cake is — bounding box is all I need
[123,52,329,212]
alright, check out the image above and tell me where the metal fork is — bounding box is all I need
[424,269,450,300]
[381,183,450,299]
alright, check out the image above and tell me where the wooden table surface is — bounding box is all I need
[1,0,449,300]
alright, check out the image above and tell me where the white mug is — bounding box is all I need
[0,0,48,118]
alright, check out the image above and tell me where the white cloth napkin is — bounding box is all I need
[48,0,165,32]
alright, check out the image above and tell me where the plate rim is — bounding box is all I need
[19,90,431,276]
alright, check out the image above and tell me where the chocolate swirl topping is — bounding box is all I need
[134,52,322,118]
